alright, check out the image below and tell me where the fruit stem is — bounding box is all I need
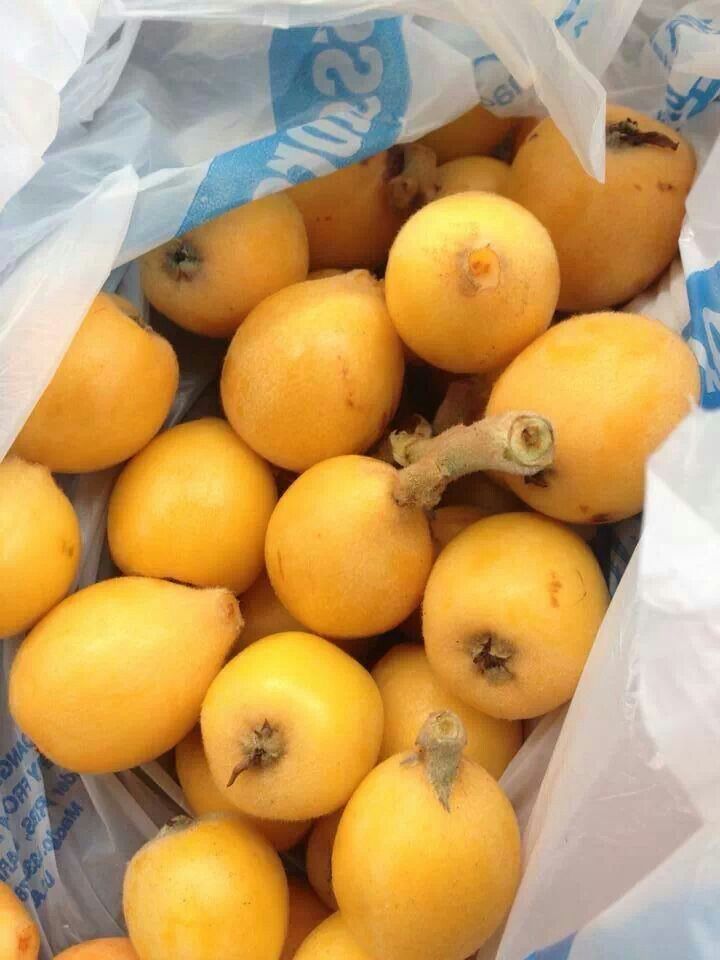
[227,720,285,788]
[606,119,678,151]
[388,144,439,212]
[392,411,554,510]
[413,711,467,811]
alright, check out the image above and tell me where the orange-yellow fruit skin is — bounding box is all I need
[201,632,384,821]
[385,192,560,374]
[486,312,700,522]
[506,105,696,311]
[305,810,343,911]
[372,643,522,777]
[141,195,309,337]
[0,458,80,639]
[281,879,331,960]
[175,727,311,852]
[123,815,288,960]
[221,272,404,472]
[0,882,40,960]
[288,153,406,270]
[238,574,307,650]
[436,156,509,197]
[12,293,178,473]
[9,577,241,773]
[294,913,375,960]
[423,513,610,719]
[53,939,138,959]
[420,105,516,163]
[332,752,521,960]
[237,575,371,660]
[265,456,434,638]
[108,418,277,593]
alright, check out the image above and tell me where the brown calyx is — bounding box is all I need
[469,633,514,684]
[227,720,285,787]
[606,119,678,151]
[387,143,439,212]
[392,410,554,511]
[404,711,467,811]
[164,237,202,281]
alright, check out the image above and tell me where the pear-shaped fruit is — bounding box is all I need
[9,577,242,773]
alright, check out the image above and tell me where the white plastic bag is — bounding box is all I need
[2,1,720,958]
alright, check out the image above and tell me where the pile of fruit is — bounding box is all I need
[0,102,700,960]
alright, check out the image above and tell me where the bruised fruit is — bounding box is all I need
[333,712,521,960]
[294,913,375,960]
[123,814,288,960]
[486,311,700,522]
[9,577,241,773]
[436,156,509,197]
[265,413,554,638]
[12,293,178,473]
[108,418,276,593]
[372,643,522,777]
[54,940,139,959]
[221,271,404,472]
[506,105,696,311]
[0,882,39,960]
[282,879,331,960]
[238,574,307,649]
[141,195,308,337]
[201,632,384,820]
[305,810,343,911]
[0,457,80,639]
[289,147,437,271]
[423,513,609,719]
[175,728,311,851]
[420,104,516,163]
[385,192,560,373]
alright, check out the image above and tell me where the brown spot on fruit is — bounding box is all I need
[528,132,539,142]
[634,183,642,191]
[657,181,676,192]
[60,539,75,558]
[579,504,590,514]
[18,930,32,953]
[590,513,611,524]
[276,551,284,580]
[548,572,562,608]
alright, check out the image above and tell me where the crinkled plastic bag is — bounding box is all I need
[2,1,720,957]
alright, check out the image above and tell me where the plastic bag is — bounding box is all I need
[1,1,720,957]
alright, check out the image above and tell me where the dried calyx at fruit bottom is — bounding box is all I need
[265,410,555,641]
